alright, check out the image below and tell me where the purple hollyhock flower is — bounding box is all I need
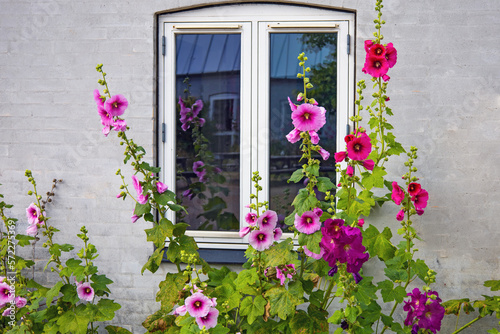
[417,301,445,334]
[362,159,375,171]
[248,229,274,251]
[391,181,405,205]
[93,89,104,107]
[104,94,128,117]
[396,209,405,221]
[412,188,429,210]
[292,103,326,132]
[239,226,251,238]
[318,147,330,161]
[352,272,363,283]
[313,207,323,218]
[286,128,301,144]
[26,203,41,225]
[322,218,345,239]
[309,130,320,144]
[273,228,282,241]
[294,211,321,235]
[183,189,195,200]
[193,161,207,182]
[334,151,347,163]
[411,325,419,334]
[185,292,212,318]
[97,104,114,126]
[341,320,349,330]
[197,117,206,127]
[195,307,219,330]
[346,165,354,177]
[258,210,278,231]
[346,133,372,161]
[245,212,258,225]
[0,282,14,308]
[156,181,168,194]
[76,282,94,302]
[328,265,338,277]
[332,226,368,272]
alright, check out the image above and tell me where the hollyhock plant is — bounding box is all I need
[396,209,405,221]
[0,282,13,307]
[195,307,219,330]
[185,292,213,318]
[26,203,41,225]
[362,159,375,171]
[318,147,330,161]
[97,105,114,126]
[362,53,389,78]
[248,229,274,251]
[192,161,207,182]
[391,181,405,205]
[408,182,422,197]
[412,188,429,210]
[334,151,347,163]
[131,175,148,205]
[258,210,278,231]
[104,94,128,117]
[367,43,386,57]
[76,282,95,302]
[346,165,354,177]
[346,133,372,161]
[291,103,326,132]
[156,181,168,194]
[245,212,258,225]
[173,305,187,316]
[309,130,320,144]
[286,128,301,144]
[385,42,398,68]
[294,211,321,234]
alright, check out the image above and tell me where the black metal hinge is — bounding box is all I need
[347,34,351,55]
[162,36,166,56]
[162,123,166,142]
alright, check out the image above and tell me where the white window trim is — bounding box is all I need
[157,3,355,248]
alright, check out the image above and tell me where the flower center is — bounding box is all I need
[374,61,381,68]
[303,113,310,120]
[84,287,92,294]
[113,102,118,108]
[375,47,383,55]
[344,244,351,251]
[195,301,201,308]
[306,217,312,224]
[262,217,268,224]
[354,143,362,151]
[258,233,265,241]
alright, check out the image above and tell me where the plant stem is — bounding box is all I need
[320,279,335,310]
[451,316,482,334]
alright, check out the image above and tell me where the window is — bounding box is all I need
[157,3,354,260]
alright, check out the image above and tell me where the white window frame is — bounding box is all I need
[157,3,355,249]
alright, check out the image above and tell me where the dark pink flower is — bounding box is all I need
[408,183,422,197]
[288,96,298,112]
[385,42,398,68]
[245,212,258,225]
[309,131,320,144]
[185,292,212,318]
[156,181,168,194]
[294,211,321,234]
[391,182,405,205]
[412,189,429,210]
[248,229,274,251]
[239,226,251,238]
[313,207,323,218]
[322,218,344,240]
[131,175,148,204]
[404,288,444,334]
[273,228,283,241]
[97,105,113,126]
[258,210,278,231]
[346,165,354,177]
[416,208,425,216]
[303,245,323,260]
[104,94,128,117]
[362,159,375,171]
[286,128,301,144]
[396,209,405,221]
[346,133,372,161]
[344,134,355,143]
[362,54,389,78]
[113,119,127,132]
[291,103,326,132]
[195,307,219,330]
[368,43,386,57]
[334,151,347,163]
[358,219,365,227]
[76,282,94,302]
[364,40,374,53]
[26,203,41,225]
[93,89,104,107]
[318,147,330,161]
[296,93,303,102]
[382,74,390,82]
[193,161,207,182]
[0,282,13,308]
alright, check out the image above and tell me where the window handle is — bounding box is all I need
[268,22,339,29]
[173,24,242,29]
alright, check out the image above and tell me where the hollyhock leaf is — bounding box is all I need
[372,227,396,261]
[134,202,151,216]
[56,307,90,334]
[167,203,185,212]
[413,259,430,282]
[207,266,232,287]
[144,220,173,246]
[141,247,164,274]
[60,283,80,304]
[298,231,322,254]
[353,276,378,306]
[15,234,35,247]
[378,280,406,303]
[305,163,320,177]
[317,177,335,192]
[345,305,359,323]
[156,273,186,313]
[45,281,64,308]
[105,326,134,334]
[289,310,316,333]
[153,190,176,206]
[235,269,260,296]
[328,310,343,324]
[265,285,303,320]
[292,189,319,216]
[263,238,295,267]
[484,280,500,291]
[358,301,382,327]
[284,210,296,226]
[307,304,330,333]
[441,299,473,316]
[288,169,305,183]
[240,295,267,325]
[362,166,387,190]
[139,162,161,173]
[90,274,113,297]
[384,266,408,282]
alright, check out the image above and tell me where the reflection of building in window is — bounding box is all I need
[209,93,240,151]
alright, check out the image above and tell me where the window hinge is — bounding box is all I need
[346,123,350,135]
[347,34,351,55]
[161,123,166,142]
[162,36,166,56]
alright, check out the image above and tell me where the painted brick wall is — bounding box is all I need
[0,0,499,332]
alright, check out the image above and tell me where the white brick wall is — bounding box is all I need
[1,0,499,332]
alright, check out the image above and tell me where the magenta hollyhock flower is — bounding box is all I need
[97,104,114,126]
[296,93,303,102]
[412,189,429,210]
[330,225,369,274]
[76,282,94,302]
[417,301,445,333]
[362,54,389,78]
[416,208,425,216]
[195,307,219,330]
[334,151,347,163]
[408,182,422,197]
[382,74,390,82]
[26,203,41,225]
[346,165,354,177]
[344,134,355,143]
[318,147,330,161]
[303,245,323,260]
[198,117,206,127]
[193,161,207,182]
[26,224,38,236]
[173,304,187,316]
[352,272,363,284]
[404,288,444,334]
[102,125,111,137]
[239,226,251,238]
[322,218,344,240]
[276,267,286,285]
[288,96,298,112]
[93,89,104,107]
[286,128,301,144]
[358,218,365,227]
[291,103,326,132]
[113,119,127,132]
[368,43,386,57]
[245,212,258,225]
[156,181,168,194]
[185,292,212,318]
[396,209,405,221]
[248,229,274,251]
[362,159,375,171]
[346,133,372,161]
[385,42,398,68]
[131,175,148,205]
[313,207,323,218]
[104,94,128,117]
[258,210,278,231]
[364,40,374,52]
[309,131,320,144]
[273,228,282,241]
[294,211,321,234]
[131,214,139,223]
[0,282,14,307]
[391,182,405,205]
[15,296,27,308]
[182,189,194,200]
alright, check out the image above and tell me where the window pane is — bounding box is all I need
[175,34,241,231]
[269,33,337,224]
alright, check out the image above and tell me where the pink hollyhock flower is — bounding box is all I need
[2,308,12,316]
[291,103,326,132]
[391,182,405,205]
[346,133,372,161]
[396,209,405,221]
[364,40,374,52]
[156,181,168,194]
[15,296,27,308]
[294,211,321,235]
[26,203,41,225]
[362,159,375,171]
[296,93,303,102]
[93,89,104,107]
[113,119,127,132]
[334,151,347,163]
[104,94,128,117]
[309,131,320,144]
[286,128,301,144]
[195,307,219,330]
[0,282,14,307]
[362,54,389,78]
[275,267,286,285]
[245,212,258,225]
[131,175,148,205]
[313,207,323,218]
[358,219,365,227]
[318,147,330,161]
[102,125,111,137]
[288,96,298,112]
[193,161,206,182]
[412,189,429,210]
[416,208,425,216]
[273,228,282,241]
[408,182,422,197]
[185,292,212,318]
[258,210,278,231]
[248,229,274,251]
[173,304,187,316]
[131,214,139,223]
[97,105,114,126]
[382,74,390,82]
[183,189,194,200]
[344,134,355,143]
[385,42,398,68]
[76,282,95,302]
[303,245,324,260]
[346,165,354,177]
[26,224,38,236]
[239,226,251,238]
[368,43,386,57]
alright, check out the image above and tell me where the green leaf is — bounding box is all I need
[235,269,259,295]
[485,280,500,291]
[442,298,473,316]
[263,238,296,267]
[105,325,134,334]
[139,161,161,173]
[15,234,35,247]
[145,219,173,247]
[292,189,318,215]
[316,177,335,193]
[89,298,121,321]
[91,274,113,296]
[154,190,176,206]
[134,202,151,216]
[218,212,239,230]
[199,196,226,219]
[328,310,343,324]
[378,280,407,303]
[354,276,378,306]
[56,307,90,334]
[207,266,232,287]
[345,305,359,323]
[361,166,387,190]
[141,247,164,274]
[265,285,303,320]
[60,284,79,304]
[298,231,322,254]
[288,169,305,183]
[290,310,316,334]
[46,281,64,306]
[305,163,320,177]
[363,225,395,261]
[157,273,187,313]
[240,295,267,324]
